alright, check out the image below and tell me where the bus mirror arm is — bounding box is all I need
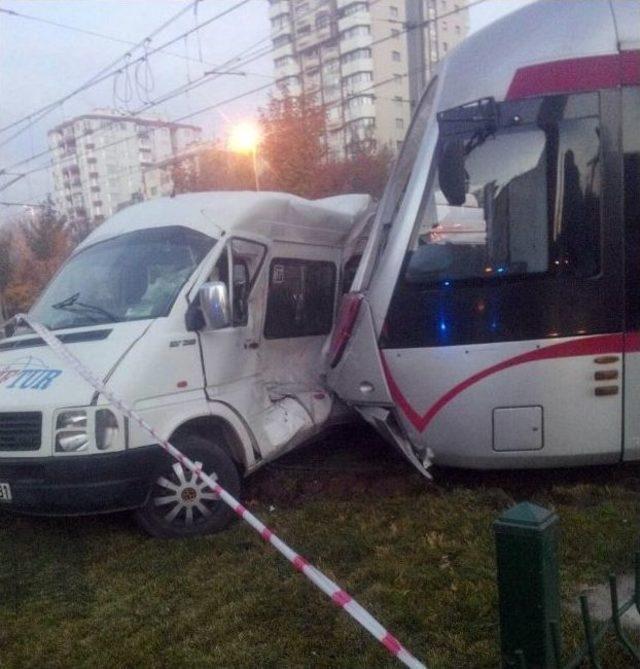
[438,138,467,206]
[185,299,205,332]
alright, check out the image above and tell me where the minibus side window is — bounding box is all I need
[209,239,265,327]
[264,259,336,338]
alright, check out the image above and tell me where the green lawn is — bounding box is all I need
[0,428,638,668]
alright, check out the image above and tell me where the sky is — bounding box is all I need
[0,0,535,221]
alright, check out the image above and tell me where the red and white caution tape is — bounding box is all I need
[17,314,427,669]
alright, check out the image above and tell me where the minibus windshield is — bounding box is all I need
[30,226,215,330]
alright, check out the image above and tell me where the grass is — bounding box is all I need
[0,426,638,668]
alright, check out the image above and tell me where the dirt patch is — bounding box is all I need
[245,424,640,509]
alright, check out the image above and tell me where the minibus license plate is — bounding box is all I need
[0,483,12,502]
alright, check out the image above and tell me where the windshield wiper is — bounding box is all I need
[51,293,118,323]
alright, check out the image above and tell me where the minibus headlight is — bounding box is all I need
[95,409,119,451]
[56,431,89,452]
[55,410,88,452]
[56,410,87,430]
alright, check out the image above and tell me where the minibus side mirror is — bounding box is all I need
[198,281,231,330]
[438,138,466,206]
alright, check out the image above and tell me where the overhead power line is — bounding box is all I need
[0,56,273,178]
[0,0,200,136]
[0,6,234,70]
[0,0,252,144]
[0,81,273,193]
[0,0,478,197]
[0,0,336,177]
[0,200,45,207]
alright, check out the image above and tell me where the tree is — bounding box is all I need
[0,227,13,295]
[23,195,68,261]
[0,226,14,319]
[321,147,393,200]
[171,146,255,194]
[3,198,71,314]
[67,215,95,245]
[259,94,328,198]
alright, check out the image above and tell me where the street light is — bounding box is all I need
[228,121,261,191]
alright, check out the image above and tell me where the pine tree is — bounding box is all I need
[0,227,13,295]
[23,195,68,261]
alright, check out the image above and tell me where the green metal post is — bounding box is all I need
[494,502,561,668]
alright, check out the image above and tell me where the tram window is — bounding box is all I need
[404,93,601,285]
[623,87,640,329]
[623,87,640,201]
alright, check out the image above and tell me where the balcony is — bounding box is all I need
[272,40,294,60]
[300,47,320,67]
[337,12,371,34]
[339,32,372,55]
[343,97,376,123]
[326,112,344,130]
[276,78,302,98]
[340,54,373,78]
[268,0,290,20]
[296,26,333,51]
[275,59,300,79]
[303,77,322,95]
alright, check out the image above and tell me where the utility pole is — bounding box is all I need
[405,0,426,110]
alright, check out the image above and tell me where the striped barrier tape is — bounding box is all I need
[15,314,427,669]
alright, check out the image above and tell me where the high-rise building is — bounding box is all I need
[268,0,469,158]
[48,109,201,224]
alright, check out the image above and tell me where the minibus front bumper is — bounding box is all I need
[0,445,163,515]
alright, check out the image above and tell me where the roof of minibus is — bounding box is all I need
[76,191,372,251]
[436,0,639,113]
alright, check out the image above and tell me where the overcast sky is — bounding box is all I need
[0,0,534,219]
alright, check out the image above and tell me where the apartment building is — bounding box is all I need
[269,0,468,158]
[48,109,201,224]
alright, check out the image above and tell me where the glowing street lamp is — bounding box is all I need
[228,121,261,191]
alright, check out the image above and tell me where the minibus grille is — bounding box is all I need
[0,412,42,451]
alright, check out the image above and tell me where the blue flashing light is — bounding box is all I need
[439,320,448,333]
[443,281,451,287]
[497,267,506,274]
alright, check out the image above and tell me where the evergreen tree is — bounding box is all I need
[23,195,68,261]
[0,227,13,295]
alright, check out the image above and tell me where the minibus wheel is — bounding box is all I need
[135,435,241,538]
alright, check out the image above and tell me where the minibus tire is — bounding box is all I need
[134,435,241,538]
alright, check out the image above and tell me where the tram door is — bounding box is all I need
[623,87,640,461]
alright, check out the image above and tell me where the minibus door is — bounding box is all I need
[197,238,267,409]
